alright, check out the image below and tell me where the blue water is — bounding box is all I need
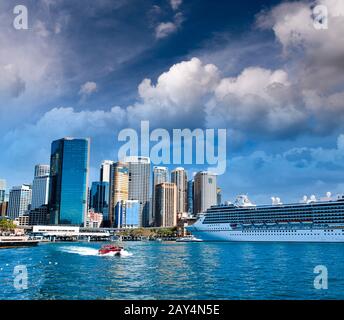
[0,241,343,300]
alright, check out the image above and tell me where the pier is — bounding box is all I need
[0,236,40,248]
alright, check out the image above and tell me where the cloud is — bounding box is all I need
[223,133,344,204]
[155,22,178,39]
[0,3,65,103]
[2,106,127,166]
[170,0,182,11]
[206,66,307,137]
[155,12,184,39]
[1,104,127,187]
[256,0,344,92]
[79,81,98,97]
[122,56,309,138]
[127,57,219,127]
[0,0,159,134]
[0,64,26,98]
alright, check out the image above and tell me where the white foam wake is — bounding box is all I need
[60,246,99,256]
[120,250,133,257]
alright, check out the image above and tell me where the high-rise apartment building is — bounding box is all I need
[152,166,168,226]
[8,185,32,220]
[29,205,49,226]
[109,162,129,227]
[125,156,150,227]
[100,160,114,183]
[0,201,8,217]
[34,164,50,178]
[155,182,177,227]
[89,181,110,226]
[123,200,139,229]
[114,200,140,229]
[31,164,50,210]
[48,137,90,226]
[0,179,6,204]
[194,171,217,214]
[171,167,188,215]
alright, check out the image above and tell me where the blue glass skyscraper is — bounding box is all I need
[124,200,139,228]
[187,179,194,215]
[49,138,90,226]
[89,181,110,225]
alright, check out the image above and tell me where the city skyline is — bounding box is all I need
[2,133,344,208]
[1,134,221,228]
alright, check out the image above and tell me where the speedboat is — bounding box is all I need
[98,244,123,255]
[176,235,203,242]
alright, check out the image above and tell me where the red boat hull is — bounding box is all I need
[98,245,123,255]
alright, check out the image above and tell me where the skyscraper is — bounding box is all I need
[187,179,194,215]
[171,167,188,215]
[155,182,177,227]
[29,205,49,225]
[49,137,90,226]
[0,202,8,217]
[152,166,168,226]
[8,185,32,220]
[125,156,150,227]
[89,181,110,225]
[31,164,50,210]
[122,200,139,228]
[0,179,6,204]
[34,164,50,178]
[100,160,114,183]
[194,171,217,214]
[109,162,129,227]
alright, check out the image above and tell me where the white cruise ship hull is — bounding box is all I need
[187,224,344,242]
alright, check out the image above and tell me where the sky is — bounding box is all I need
[1,0,344,205]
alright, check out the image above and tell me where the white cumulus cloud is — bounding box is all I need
[79,81,98,97]
[155,12,184,39]
[127,57,219,126]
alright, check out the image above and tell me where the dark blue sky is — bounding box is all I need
[1,0,344,204]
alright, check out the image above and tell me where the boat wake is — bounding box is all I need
[60,246,99,256]
[119,250,133,257]
[59,246,132,257]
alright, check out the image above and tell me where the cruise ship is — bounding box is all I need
[186,194,344,242]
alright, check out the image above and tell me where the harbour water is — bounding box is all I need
[1,241,344,300]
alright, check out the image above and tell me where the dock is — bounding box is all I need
[0,236,40,248]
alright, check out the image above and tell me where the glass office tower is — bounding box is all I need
[123,200,139,228]
[49,138,90,226]
[187,179,194,215]
[152,166,168,226]
[124,156,150,227]
[31,164,50,210]
[89,181,110,225]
